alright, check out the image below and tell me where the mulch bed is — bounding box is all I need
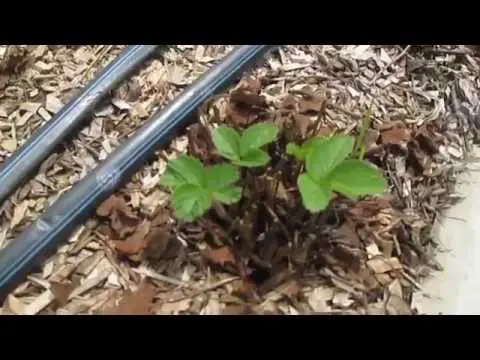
[1,45,479,315]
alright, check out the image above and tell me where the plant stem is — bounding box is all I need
[353,106,373,159]
[309,99,328,138]
[213,202,234,224]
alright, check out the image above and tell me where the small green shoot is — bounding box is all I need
[289,134,386,212]
[352,106,373,160]
[160,155,241,221]
[212,122,279,167]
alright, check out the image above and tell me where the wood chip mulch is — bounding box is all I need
[0,45,479,315]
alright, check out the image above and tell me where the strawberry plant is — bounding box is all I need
[160,154,242,221]
[287,134,386,212]
[160,122,280,221]
[161,119,385,222]
[212,122,279,167]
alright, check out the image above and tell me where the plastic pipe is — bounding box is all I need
[0,45,161,206]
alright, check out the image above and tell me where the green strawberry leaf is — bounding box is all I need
[287,137,330,162]
[233,149,270,167]
[306,135,354,181]
[297,173,333,212]
[329,159,386,198]
[160,154,205,188]
[172,184,212,221]
[212,185,242,205]
[286,143,306,161]
[302,136,329,154]
[240,122,279,156]
[159,165,187,189]
[212,126,241,161]
[205,164,240,191]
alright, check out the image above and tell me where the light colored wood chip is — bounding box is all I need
[194,45,205,60]
[131,266,189,287]
[130,191,141,208]
[95,105,114,117]
[23,290,55,315]
[68,268,112,300]
[67,225,86,244]
[10,201,28,228]
[27,275,50,289]
[177,45,194,51]
[12,281,30,296]
[49,263,77,282]
[85,257,113,280]
[56,309,73,315]
[0,120,11,129]
[61,298,96,315]
[277,303,291,314]
[34,61,55,71]
[75,251,105,276]
[375,273,392,286]
[261,300,278,314]
[45,94,63,114]
[140,190,169,216]
[307,286,334,313]
[131,103,149,118]
[7,295,26,315]
[38,107,52,121]
[1,138,17,152]
[20,102,42,113]
[400,270,422,290]
[34,173,55,189]
[112,98,131,110]
[88,118,103,138]
[155,298,191,315]
[16,111,34,126]
[365,242,382,258]
[385,257,403,269]
[388,279,403,298]
[32,45,47,58]
[200,296,222,315]
[140,173,161,192]
[282,63,309,72]
[88,289,116,313]
[367,301,386,315]
[106,272,122,288]
[0,227,8,249]
[367,256,403,273]
[386,295,412,315]
[74,47,92,63]
[332,291,355,308]
[379,48,392,64]
[146,62,166,85]
[101,138,113,154]
[167,65,187,85]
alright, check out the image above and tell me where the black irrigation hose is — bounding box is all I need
[0,45,161,206]
[0,45,275,301]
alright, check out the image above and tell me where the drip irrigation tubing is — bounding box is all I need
[0,45,161,206]
[0,45,275,301]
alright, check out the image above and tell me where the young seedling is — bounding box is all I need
[352,106,373,160]
[212,122,279,167]
[287,134,386,212]
[160,154,242,221]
